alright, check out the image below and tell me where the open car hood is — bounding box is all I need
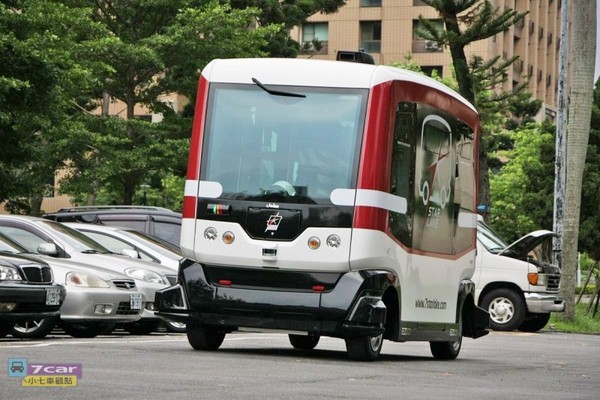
[498,230,557,259]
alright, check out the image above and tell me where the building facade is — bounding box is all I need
[290,0,561,118]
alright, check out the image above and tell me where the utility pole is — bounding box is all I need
[553,0,569,268]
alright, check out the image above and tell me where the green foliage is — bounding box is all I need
[229,0,346,57]
[55,1,279,205]
[549,303,600,333]
[489,122,555,242]
[417,0,526,103]
[0,0,111,212]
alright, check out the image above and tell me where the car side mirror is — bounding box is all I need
[38,242,58,256]
[121,248,140,259]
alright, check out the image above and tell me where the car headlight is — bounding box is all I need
[66,272,110,288]
[0,266,22,281]
[124,268,165,284]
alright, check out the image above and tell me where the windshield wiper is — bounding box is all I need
[252,78,306,98]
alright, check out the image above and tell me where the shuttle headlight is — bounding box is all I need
[204,227,218,240]
[326,234,341,248]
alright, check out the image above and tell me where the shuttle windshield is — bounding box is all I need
[200,83,367,204]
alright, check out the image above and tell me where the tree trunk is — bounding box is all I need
[30,192,43,217]
[561,0,596,321]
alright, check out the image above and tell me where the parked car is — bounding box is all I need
[473,217,564,332]
[0,215,177,335]
[0,253,66,338]
[0,232,143,338]
[64,223,183,271]
[63,223,186,332]
[44,206,182,246]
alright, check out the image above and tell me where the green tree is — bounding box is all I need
[489,122,555,242]
[0,0,111,214]
[229,0,346,57]
[60,0,279,205]
[489,78,600,265]
[417,0,527,215]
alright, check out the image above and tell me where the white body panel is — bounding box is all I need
[201,58,475,112]
[349,229,475,323]
[187,219,352,273]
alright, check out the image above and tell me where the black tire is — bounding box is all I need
[186,320,225,350]
[0,322,14,338]
[164,320,186,333]
[345,334,383,361]
[430,335,462,360]
[11,318,57,339]
[124,320,161,335]
[62,322,115,338]
[288,334,320,350]
[481,288,526,331]
[518,313,551,332]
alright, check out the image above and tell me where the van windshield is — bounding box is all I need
[477,221,509,253]
[201,83,367,204]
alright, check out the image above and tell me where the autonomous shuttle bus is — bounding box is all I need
[156,56,489,361]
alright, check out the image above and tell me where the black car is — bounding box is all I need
[0,253,66,338]
[43,206,182,246]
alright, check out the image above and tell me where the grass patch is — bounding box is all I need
[548,302,600,334]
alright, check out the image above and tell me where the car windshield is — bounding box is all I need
[201,83,367,204]
[0,232,28,254]
[123,229,182,257]
[477,221,509,253]
[40,220,111,253]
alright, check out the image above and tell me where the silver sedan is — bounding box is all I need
[0,233,144,338]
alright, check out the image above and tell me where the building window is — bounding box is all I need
[302,23,328,43]
[360,21,381,53]
[361,0,382,6]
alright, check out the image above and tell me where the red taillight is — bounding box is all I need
[312,285,325,292]
[218,279,232,286]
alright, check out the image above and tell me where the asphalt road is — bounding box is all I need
[1,330,598,400]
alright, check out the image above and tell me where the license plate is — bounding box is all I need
[45,288,61,306]
[130,294,142,310]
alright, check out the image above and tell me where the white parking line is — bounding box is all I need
[0,336,187,348]
[0,333,291,349]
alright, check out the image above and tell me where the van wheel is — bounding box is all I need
[345,334,383,361]
[518,313,551,332]
[11,318,57,339]
[289,334,320,350]
[481,288,525,331]
[186,320,225,350]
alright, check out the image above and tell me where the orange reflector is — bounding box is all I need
[219,279,232,286]
[527,273,539,285]
[312,285,325,292]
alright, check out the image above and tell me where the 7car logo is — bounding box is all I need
[8,359,27,377]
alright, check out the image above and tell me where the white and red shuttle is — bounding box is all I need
[156,56,489,360]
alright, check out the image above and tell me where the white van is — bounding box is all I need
[474,216,564,331]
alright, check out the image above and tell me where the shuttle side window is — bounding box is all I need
[389,102,417,246]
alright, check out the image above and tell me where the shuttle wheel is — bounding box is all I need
[289,334,320,350]
[345,334,383,361]
[187,320,225,350]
